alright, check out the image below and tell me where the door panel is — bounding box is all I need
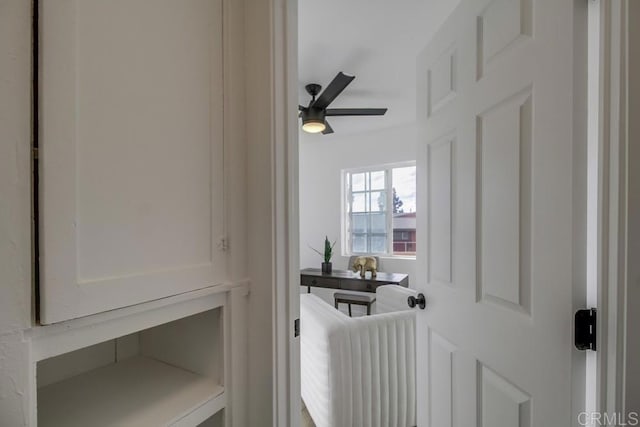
[416,0,584,425]
[39,0,225,323]
[477,0,532,80]
[427,135,454,286]
[427,330,456,427]
[477,88,532,315]
[478,362,531,427]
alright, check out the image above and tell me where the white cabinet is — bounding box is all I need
[38,0,226,324]
[1,0,252,425]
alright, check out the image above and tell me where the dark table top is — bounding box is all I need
[300,268,408,284]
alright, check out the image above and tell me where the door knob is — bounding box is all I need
[407,293,426,309]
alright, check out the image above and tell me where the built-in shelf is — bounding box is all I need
[38,356,225,427]
[31,289,238,427]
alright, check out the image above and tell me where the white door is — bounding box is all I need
[39,0,226,324]
[415,0,586,425]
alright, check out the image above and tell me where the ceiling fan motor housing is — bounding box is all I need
[301,107,325,123]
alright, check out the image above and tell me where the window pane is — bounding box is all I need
[352,193,367,212]
[392,165,416,255]
[370,191,386,212]
[370,235,387,253]
[352,234,367,253]
[351,173,366,191]
[370,213,386,233]
[391,166,416,214]
[370,170,385,190]
[351,214,367,233]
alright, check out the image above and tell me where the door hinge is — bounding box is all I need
[575,308,597,351]
[294,318,300,337]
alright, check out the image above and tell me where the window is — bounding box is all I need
[343,163,416,256]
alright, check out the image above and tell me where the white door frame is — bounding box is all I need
[270,0,300,425]
[268,0,636,424]
[597,0,638,416]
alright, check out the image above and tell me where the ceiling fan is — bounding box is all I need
[299,72,387,135]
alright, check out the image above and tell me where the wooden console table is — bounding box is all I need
[300,268,409,293]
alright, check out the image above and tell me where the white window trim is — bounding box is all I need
[341,161,416,258]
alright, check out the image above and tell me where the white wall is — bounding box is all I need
[0,1,33,424]
[299,124,418,313]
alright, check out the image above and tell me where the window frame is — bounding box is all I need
[342,161,416,258]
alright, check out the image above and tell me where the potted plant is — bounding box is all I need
[311,236,336,274]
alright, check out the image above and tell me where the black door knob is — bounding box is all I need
[407,293,426,310]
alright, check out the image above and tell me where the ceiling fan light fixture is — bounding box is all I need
[302,118,326,133]
[300,107,326,133]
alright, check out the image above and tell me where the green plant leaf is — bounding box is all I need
[310,236,337,263]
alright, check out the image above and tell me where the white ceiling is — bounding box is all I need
[298,0,459,137]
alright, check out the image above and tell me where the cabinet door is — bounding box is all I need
[39,0,225,324]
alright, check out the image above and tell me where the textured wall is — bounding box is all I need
[0,0,33,425]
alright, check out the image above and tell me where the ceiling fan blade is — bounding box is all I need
[325,108,388,116]
[312,72,355,110]
[322,120,334,135]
